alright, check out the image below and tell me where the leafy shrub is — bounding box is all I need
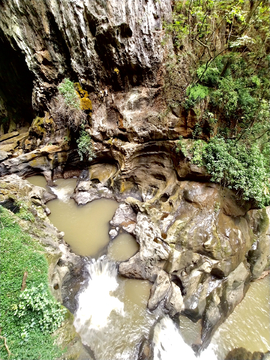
[191,137,270,207]
[185,84,209,108]
[77,128,95,161]
[57,78,80,109]
[14,283,66,335]
[176,136,189,157]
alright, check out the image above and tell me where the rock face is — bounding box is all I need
[68,148,268,346]
[0,0,172,125]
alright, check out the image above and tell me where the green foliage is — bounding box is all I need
[185,84,209,107]
[57,78,80,109]
[167,0,270,139]
[191,138,270,207]
[77,127,95,162]
[170,1,270,207]
[14,283,66,335]
[0,206,64,360]
[176,136,189,157]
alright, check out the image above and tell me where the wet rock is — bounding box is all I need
[135,213,170,262]
[110,202,137,237]
[138,337,153,360]
[181,270,211,321]
[0,147,70,178]
[165,249,203,273]
[54,316,93,360]
[89,163,117,184]
[202,261,250,347]
[0,150,9,162]
[225,347,270,360]
[221,188,251,217]
[73,180,114,205]
[247,207,270,279]
[119,252,159,282]
[183,182,218,208]
[165,282,184,316]
[148,270,171,311]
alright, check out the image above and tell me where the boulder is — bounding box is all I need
[225,348,270,360]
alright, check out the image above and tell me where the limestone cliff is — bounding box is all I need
[0,0,172,129]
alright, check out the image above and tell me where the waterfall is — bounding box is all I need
[74,256,124,332]
[73,257,218,360]
[50,184,73,202]
[153,316,217,360]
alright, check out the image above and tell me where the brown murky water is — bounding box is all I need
[27,175,47,188]
[29,177,118,257]
[27,175,270,359]
[211,275,270,359]
[108,233,139,261]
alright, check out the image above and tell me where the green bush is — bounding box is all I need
[14,283,65,336]
[77,128,95,162]
[191,137,270,207]
[57,78,80,109]
[185,84,209,108]
[0,206,64,360]
[51,78,87,132]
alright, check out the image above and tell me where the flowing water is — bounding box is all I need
[27,175,270,360]
[153,316,217,360]
[210,275,270,359]
[74,256,155,360]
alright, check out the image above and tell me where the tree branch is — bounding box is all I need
[0,336,12,359]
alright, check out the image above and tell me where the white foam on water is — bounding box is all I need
[153,316,217,360]
[50,185,73,202]
[74,256,124,333]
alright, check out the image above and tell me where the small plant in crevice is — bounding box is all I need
[176,136,189,158]
[49,79,87,132]
[57,78,80,109]
[77,126,95,162]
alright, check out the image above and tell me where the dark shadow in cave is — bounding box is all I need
[0,28,34,132]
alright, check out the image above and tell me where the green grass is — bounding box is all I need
[0,206,64,360]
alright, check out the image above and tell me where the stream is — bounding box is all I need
[28,176,270,360]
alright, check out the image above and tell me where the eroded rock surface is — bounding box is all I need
[0,0,172,124]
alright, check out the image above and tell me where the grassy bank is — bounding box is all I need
[0,205,65,360]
